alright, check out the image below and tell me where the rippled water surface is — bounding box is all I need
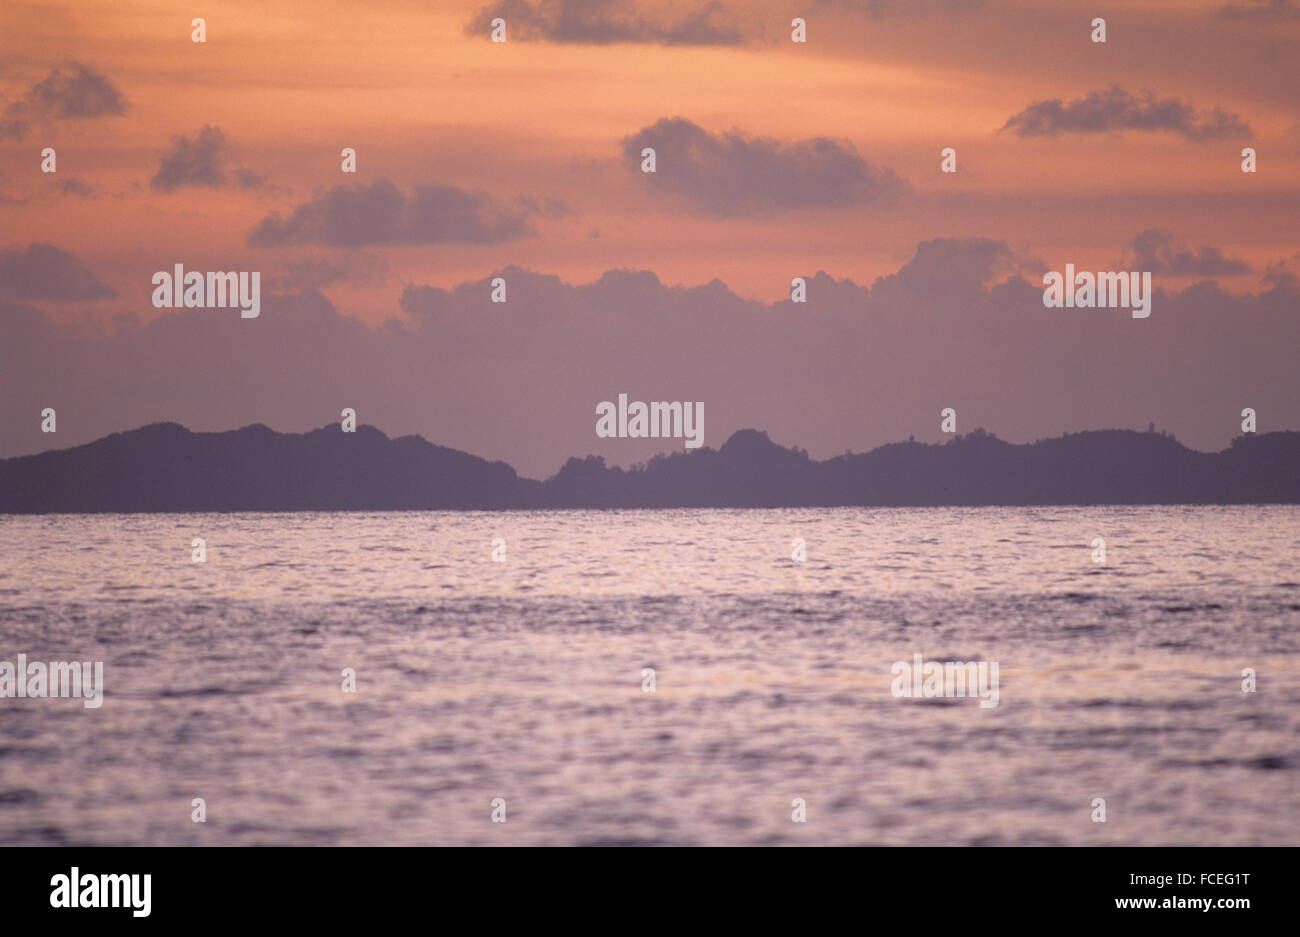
[1,506,1297,845]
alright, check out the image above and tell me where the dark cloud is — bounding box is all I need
[0,243,115,301]
[1002,87,1252,141]
[465,0,745,46]
[150,125,264,192]
[1127,230,1252,277]
[247,179,542,247]
[7,236,1293,478]
[0,62,128,141]
[621,118,908,217]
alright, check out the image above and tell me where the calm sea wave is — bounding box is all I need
[1,506,1297,845]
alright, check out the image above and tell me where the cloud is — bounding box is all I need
[875,236,1039,305]
[7,236,1293,478]
[1217,0,1300,20]
[621,118,908,217]
[248,179,543,247]
[150,125,265,192]
[59,178,95,198]
[0,243,115,301]
[1001,87,1252,141]
[465,0,745,46]
[1126,230,1252,277]
[233,168,265,189]
[0,62,128,140]
[815,0,988,17]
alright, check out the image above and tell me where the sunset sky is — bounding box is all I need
[1,0,1297,477]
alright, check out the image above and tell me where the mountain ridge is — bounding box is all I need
[1,421,1297,512]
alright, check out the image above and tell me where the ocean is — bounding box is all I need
[1,506,1297,845]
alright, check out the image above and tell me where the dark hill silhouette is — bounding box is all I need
[1,422,1297,513]
[0,422,533,513]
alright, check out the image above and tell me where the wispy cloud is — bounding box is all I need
[1126,230,1252,277]
[1217,0,1300,21]
[59,178,96,199]
[1002,87,1251,141]
[0,62,128,141]
[248,179,548,247]
[465,0,745,46]
[815,0,988,18]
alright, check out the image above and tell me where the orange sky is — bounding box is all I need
[2,0,1296,322]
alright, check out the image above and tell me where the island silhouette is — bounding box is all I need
[1,422,1297,513]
